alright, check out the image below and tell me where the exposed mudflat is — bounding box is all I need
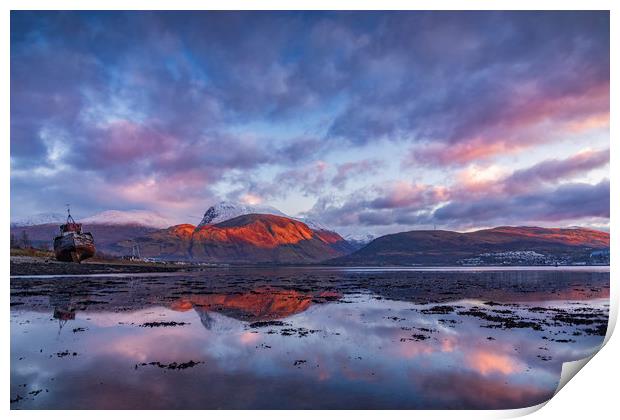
[10,255,194,276]
[10,267,609,409]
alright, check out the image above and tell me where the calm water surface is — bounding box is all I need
[10,268,609,409]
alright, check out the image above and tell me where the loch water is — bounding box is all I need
[10,267,609,409]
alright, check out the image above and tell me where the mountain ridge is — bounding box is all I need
[330,226,609,266]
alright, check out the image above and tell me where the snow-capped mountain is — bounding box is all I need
[344,233,376,250]
[197,201,288,228]
[345,233,376,243]
[11,212,67,227]
[80,210,176,229]
[197,201,340,234]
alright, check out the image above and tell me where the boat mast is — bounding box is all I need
[66,203,75,224]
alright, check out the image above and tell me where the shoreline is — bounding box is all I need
[9,255,199,276]
[10,254,609,277]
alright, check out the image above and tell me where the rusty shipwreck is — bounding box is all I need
[53,209,95,263]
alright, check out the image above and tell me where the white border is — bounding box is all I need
[2,1,616,419]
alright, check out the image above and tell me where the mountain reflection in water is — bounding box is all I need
[170,288,341,326]
[10,268,609,409]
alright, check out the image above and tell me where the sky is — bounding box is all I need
[10,11,609,235]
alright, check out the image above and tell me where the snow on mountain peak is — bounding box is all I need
[11,212,67,227]
[80,210,176,229]
[196,201,340,233]
[197,201,288,227]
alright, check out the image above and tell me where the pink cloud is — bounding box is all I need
[409,138,523,167]
[564,111,609,133]
[405,82,609,167]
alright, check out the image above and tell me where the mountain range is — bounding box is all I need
[111,214,353,263]
[11,209,177,228]
[11,202,354,264]
[10,202,609,265]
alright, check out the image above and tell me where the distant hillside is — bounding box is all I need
[329,226,609,266]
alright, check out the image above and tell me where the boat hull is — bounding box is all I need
[54,232,96,263]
